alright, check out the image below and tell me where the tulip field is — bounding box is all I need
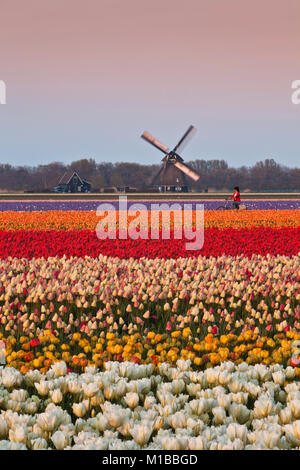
[0,199,300,450]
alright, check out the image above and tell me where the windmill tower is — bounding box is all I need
[141,126,200,192]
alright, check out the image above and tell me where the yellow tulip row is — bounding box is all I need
[1,329,300,375]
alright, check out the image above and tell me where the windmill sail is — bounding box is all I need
[173,161,200,181]
[149,164,164,186]
[141,131,169,154]
[172,125,197,154]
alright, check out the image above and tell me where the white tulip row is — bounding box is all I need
[0,360,300,450]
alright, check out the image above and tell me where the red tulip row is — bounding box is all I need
[0,227,299,259]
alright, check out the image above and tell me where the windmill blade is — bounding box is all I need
[172,125,197,154]
[141,131,169,154]
[149,164,164,186]
[174,161,200,181]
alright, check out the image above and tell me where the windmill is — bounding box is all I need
[141,125,200,192]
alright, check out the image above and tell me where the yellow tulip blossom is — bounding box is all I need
[182,327,191,339]
[147,332,155,340]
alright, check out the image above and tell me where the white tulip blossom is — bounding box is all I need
[82,382,99,398]
[50,389,63,404]
[51,362,67,377]
[124,392,139,409]
[72,402,88,419]
[31,437,48,450]
[51,430,71,450]
[130,420,154,446]
[8,425,27,444]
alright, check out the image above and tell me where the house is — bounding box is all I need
[53,171,91,193]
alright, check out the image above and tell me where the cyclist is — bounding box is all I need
[229,186,241,209]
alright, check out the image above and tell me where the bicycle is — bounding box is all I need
[215,198,234,210]
[215,198,247,210]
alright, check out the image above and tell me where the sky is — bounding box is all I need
[0,0,299,168]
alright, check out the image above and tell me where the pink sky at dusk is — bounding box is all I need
[0,0,299,167]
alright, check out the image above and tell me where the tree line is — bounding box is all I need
[0,158,299,192]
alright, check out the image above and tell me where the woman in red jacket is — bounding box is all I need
[229,186,241,209]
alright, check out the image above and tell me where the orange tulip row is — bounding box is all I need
[0,209,299,231]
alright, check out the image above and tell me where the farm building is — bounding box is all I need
[53,171,91,193]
